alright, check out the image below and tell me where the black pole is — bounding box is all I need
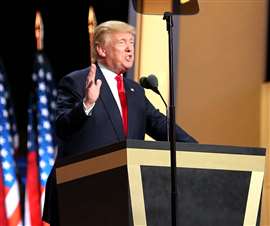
[163,12,177,226]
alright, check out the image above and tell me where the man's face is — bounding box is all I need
[99,32,135,74]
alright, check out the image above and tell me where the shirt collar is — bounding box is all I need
[98,63,123,81]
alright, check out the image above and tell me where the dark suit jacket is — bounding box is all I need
[43,65,197,225]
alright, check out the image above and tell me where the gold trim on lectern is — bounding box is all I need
[128,165,147,226]
[127,148,265,171]
[243,172,264,226]
[56,149,127,184]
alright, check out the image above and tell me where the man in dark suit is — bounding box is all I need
[43,20,197,225]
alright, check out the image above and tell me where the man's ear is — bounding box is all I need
[96,45,106,58]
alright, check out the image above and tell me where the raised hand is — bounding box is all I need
[84,64,102,108]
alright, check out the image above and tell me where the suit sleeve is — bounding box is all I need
[145,96,197,143]
[55,75,89,140]
[42,167,59,225]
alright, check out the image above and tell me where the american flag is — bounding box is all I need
[0,62,22,226]
[0,60,19,154]
[24,51,57,226]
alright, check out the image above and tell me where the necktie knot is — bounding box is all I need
[115,74,122,81]
[115,74,124,92]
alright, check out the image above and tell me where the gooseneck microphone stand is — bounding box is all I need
[163,12,177,226]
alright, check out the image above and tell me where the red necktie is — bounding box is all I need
[115,74,128,136]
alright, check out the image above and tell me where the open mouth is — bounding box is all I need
[126,55,133,61]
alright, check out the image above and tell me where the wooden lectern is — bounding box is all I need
[55,140,266,226]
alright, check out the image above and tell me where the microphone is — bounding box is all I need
[139,74,159,94]
[139,74,167,108]
[140,74,169,141]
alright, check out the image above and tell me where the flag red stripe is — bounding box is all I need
[0,167,7,226]
[26,151,42,226]
[7,204,21,226]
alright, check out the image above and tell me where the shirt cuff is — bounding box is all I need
[83,99,95,116]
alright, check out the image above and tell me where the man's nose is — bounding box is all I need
[126,43,133,51]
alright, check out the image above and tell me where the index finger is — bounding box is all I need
[86,63,97,85]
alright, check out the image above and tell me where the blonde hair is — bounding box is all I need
[92,20,135,62]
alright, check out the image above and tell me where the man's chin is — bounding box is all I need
[124,62,134,69]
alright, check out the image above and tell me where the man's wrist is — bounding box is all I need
[83,98,94,109]
[83,98,95,115]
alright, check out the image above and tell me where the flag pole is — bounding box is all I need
[35,11,44,51]
[88,6,97,64]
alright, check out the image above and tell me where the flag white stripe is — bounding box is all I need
[41,189,45,214]
[24,190,31,226]
[5,181,20,217]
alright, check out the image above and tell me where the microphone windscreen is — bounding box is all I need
[139,76,151,89]
[139,76,146,85]
[148,74,158,88]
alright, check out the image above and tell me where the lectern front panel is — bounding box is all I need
[142,166,251,226]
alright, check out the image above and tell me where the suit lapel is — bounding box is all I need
[96,66,125,140]
[124,79,137,138]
